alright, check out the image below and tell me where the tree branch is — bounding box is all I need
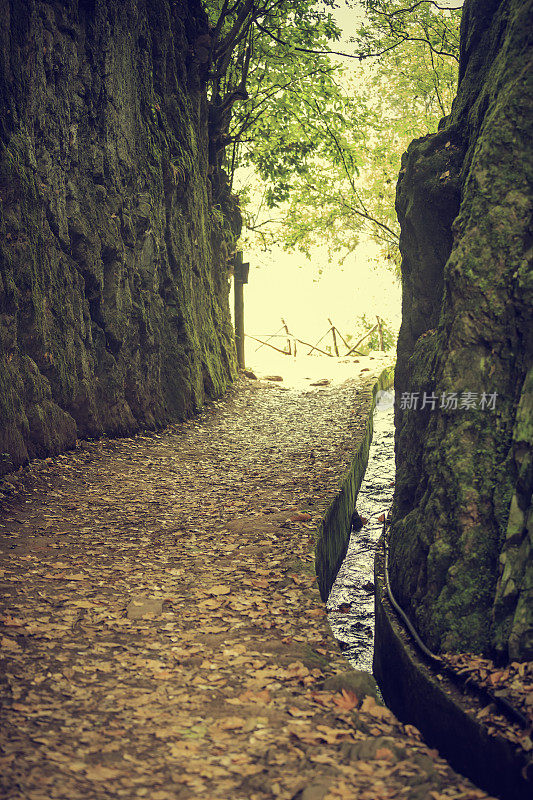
[337,198,400,242]
[372,1,463,17]
[254,19,392,60]
[228,66,337,143]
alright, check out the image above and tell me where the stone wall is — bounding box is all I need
[0,0,240,475]
[389,0,532,661]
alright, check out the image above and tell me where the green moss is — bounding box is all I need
[389,0,532,660]
[0,0,240,471]
[323,670,381,701]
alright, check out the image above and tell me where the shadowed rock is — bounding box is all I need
[389,0,532,660]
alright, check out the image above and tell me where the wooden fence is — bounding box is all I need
[247,317,385,358]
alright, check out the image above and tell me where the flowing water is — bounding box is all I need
[326,390,395,671]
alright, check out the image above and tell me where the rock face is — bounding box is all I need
[0,0,240,476]
[390,0,532,661]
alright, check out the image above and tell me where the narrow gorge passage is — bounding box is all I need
[0,370,493,800]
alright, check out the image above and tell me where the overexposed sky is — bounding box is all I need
[234,1,408,347]
[239,239,401,345]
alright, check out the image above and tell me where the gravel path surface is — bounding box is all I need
[0,362,493,800]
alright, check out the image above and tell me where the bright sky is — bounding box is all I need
[238,239,401,346]
[233,0,418,348]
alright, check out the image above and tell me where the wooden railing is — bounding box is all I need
[247,317,385,357]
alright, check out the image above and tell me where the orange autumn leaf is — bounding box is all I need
[333,689,358,711]
[375,747,394,761]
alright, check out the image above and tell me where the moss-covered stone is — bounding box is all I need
[389,0,532,660]
[323,670,382,702]
[0,0,240,474]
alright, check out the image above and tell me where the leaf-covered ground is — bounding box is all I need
[0,364,494,799]
[442,653,533,749]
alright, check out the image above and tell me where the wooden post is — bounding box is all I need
[234,278,244,368]
[281,318,291,355]
[376,315,384,350]
[328,318,350,350]
[233,252,249,369]
[344,323,378,357]
[328,318,340,357]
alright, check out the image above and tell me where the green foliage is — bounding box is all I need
[203,0,342,171]
[279,3,460,264]
[345,314,396,353]
[360,314,395,352]
[352,1,460,61]
[202,0,461,265]
[209,203,225,227]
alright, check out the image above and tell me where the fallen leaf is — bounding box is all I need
[315,725,355,743]
[305,608,325,618]
[208,584,231,596]
[84,766,121,781]
[288,706,316,718]
[227,689,271,705]
[360,695,394,721]
[333,689,358,711]
[218,716,246,730]
[1,637,21,652]
[199,598,223,610]
[375,747,394,760]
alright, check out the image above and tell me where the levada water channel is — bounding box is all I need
[326,390,395,672]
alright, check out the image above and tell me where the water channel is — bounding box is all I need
[326,390,395,672]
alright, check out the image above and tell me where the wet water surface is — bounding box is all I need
[327,395,395,671]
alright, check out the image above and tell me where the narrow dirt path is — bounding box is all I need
[0,369,492,800]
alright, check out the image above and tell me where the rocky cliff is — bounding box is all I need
[390,0,532,661]
[0,0,240,476]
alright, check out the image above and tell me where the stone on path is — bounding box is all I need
[296,782,331,800]
[126,597,164,619]
[323,670,381,702]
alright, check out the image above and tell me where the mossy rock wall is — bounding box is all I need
[0,0,239,474]
[390,0,532,661]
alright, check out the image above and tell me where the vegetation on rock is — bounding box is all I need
[389,0,533,662]
[0,0,240,474]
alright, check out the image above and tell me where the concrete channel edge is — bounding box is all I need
[314,365,394,602]
[373,536,531,800]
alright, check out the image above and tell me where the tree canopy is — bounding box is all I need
[202,0,462,264]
